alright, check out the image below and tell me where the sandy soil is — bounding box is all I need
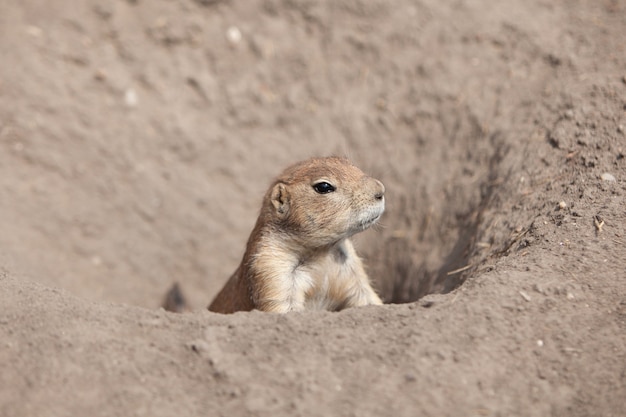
[1,0,625,415]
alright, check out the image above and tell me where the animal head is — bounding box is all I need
[265,157,385,247]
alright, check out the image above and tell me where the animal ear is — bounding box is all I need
[270,183,290,216]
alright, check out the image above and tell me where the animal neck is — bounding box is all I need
[243,224,347,273]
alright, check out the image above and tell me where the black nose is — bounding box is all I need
[373,179,385,201]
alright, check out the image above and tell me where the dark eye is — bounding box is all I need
[313,181,336,194]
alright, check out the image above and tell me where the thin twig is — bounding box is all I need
[446,264,473,276]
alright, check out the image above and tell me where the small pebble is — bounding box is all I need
[25,25,43,37]
[537,340,544,347]
[124,89,138,107]
[600,173,616,182]
[94,69,107,81]
[558,201,567,210]
[404,373,417,382]
[226,26,242,44]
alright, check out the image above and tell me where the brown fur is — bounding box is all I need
[208,157,385,314]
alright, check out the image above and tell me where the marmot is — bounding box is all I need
[208,156,385,313]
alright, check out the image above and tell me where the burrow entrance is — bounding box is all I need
[359,102,511,304]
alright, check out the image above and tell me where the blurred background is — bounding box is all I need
[0,0,609,309]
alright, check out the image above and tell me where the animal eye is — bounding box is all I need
[312,181,336,194]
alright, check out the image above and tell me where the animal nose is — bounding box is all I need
[373,180,385,201]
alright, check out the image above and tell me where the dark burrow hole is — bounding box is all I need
[365,111,511,304]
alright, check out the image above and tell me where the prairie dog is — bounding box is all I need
[209,156,385,314]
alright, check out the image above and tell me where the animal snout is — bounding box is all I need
[373,179,385,201]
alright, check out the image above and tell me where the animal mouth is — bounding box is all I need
[357,212,382,230]
[349,202,385,234]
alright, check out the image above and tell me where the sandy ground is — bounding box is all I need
[1,0,625,415]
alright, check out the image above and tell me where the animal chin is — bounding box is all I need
[356,213,381,231]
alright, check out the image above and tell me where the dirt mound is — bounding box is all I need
[1,0,625,416]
